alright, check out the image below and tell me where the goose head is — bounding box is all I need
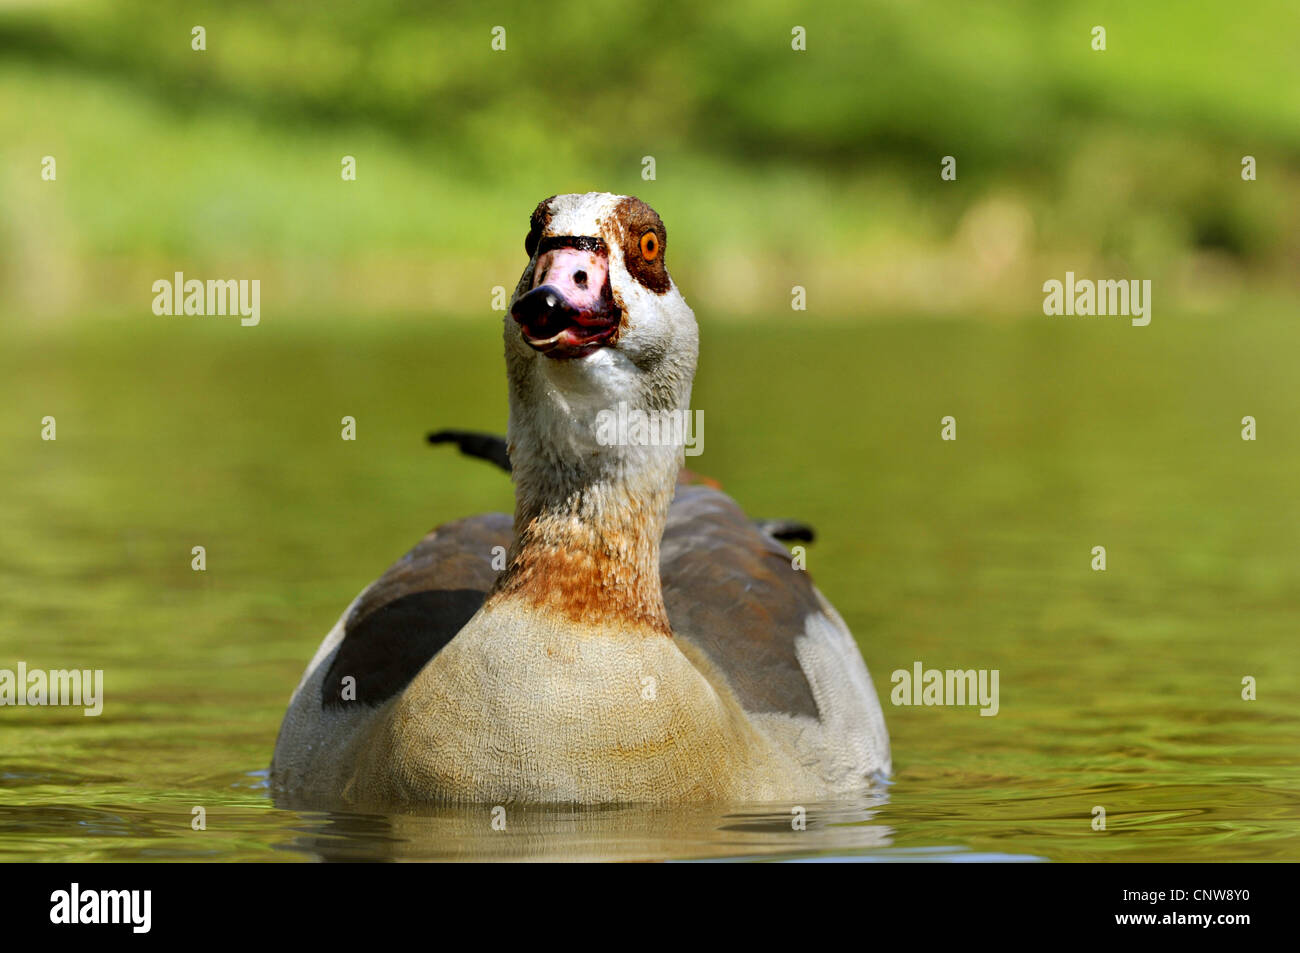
[504,192,698,485]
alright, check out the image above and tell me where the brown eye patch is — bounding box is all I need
[613,196,670,293]
[525,195,556,258]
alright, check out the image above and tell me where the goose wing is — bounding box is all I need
[319,513,511,709]
[661,485,824,719]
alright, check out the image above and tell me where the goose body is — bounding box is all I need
[271,193,890,805]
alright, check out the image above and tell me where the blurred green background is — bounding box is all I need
[2,0,1298,320]
[0,0,1297,860]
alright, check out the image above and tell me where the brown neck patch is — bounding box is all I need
[488,487,673,636]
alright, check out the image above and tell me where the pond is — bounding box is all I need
[1,311,1296,861]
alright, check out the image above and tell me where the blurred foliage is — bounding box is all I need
[1,0,1297,318]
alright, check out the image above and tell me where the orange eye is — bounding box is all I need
[640,231,659,261]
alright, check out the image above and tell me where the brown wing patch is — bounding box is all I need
[322,513,512,709]
[612,196,671,293]
[660,487,822,720]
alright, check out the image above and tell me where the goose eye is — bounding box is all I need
[639,231,659,261]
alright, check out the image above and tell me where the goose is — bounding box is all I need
[270,192,890,804]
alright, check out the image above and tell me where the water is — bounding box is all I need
[1,311,1297,861]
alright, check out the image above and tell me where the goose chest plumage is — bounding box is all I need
[270,192,890,805]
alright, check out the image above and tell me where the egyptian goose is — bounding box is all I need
[271,193,890,804]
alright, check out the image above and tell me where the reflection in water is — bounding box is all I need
[271,793,897,862]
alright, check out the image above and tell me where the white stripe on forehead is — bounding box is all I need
[544,192,625,238]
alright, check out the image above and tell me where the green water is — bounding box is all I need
[1,311,1297,861]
